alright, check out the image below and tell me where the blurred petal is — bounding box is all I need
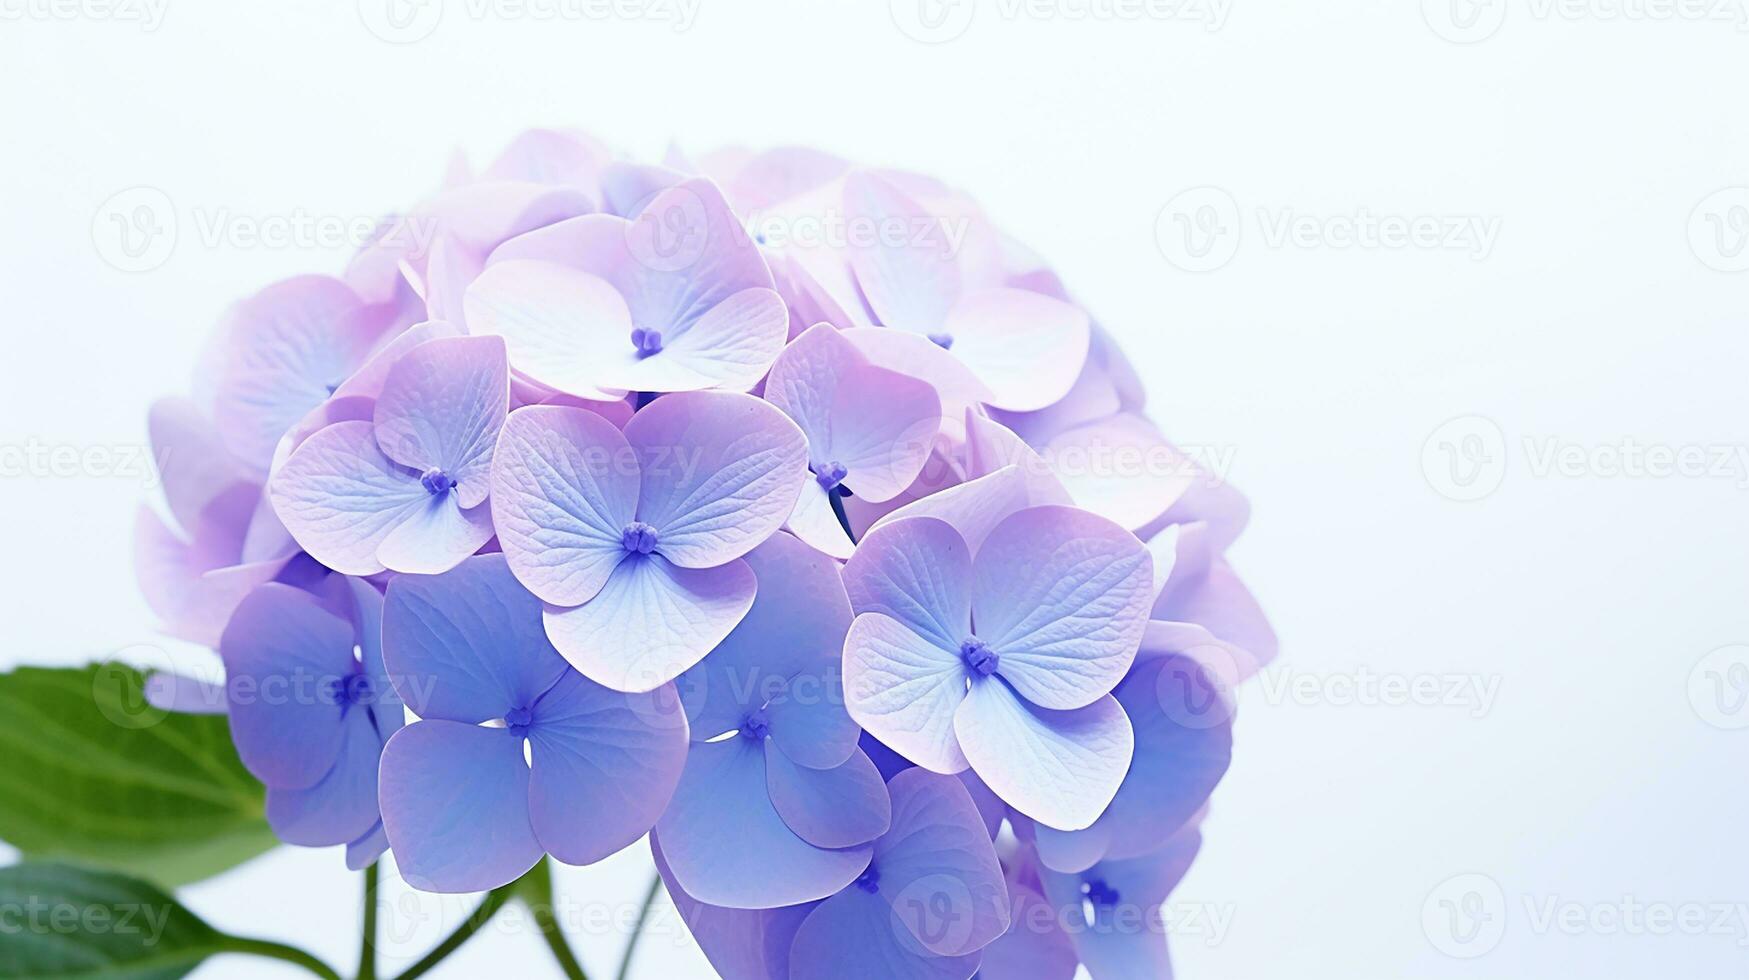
[975,881,1079,980]
[842,171,961,333]
[378,720,542,893]
[147,397,254,537]
[954,682,1132,831]
[220,584,353,789]
[464,258,631,401]
[489,405,640,606]
[842,327,991,443]
[264,709,382,846]
[544,555,756,693]
[1041,414,1192,532]
[941,289,1090,412]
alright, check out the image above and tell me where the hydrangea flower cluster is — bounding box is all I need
[136,129,1275,979]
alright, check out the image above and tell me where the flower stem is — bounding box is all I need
[358,861,380,980]
[615,874,663,980]
[219,936,343,980]
[829,486,857,544]
[519,859,588,980]
[388,880,519,980]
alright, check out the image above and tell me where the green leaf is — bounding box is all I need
[0,663,276,888]
[0,862,225,979]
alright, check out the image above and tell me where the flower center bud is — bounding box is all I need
[1082,878,1121,909]
[813,460,849,492]
[340,672,373,705]
[739,708,771,742]
[959,637,999,678]
[854,867,881,894]
[420,468,457,496]
[504,706,533,739]
[621,521,659,555]
[927,332,954,350]
[630,328,664,358]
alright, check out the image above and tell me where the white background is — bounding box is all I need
[3,1,1748,977]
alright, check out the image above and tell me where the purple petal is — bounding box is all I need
[841,171,962,333]
[268,420,431,576]
[373,334,510,508]
[526,670,689,865]
[975,882,1080,980]
[964,414,1075,511]
[264,709,383,847]
[612,286,789,393]
[346,822,389,871]
[842,613,969,774]
[763,322,862,451]
[971,506,1152,710]
[828,365,942,504]
[766,745,891,849]
[378,719,542,893]
[147,397,256,538]
[841,517,973,651]
[623,391,808,568]
[543,554,756,693]
[788,887,978,980]
[490,405,641,607]
[1038,413,1193,532]
[677,532,852,747]
[463,258,632,401]
[953,682,1133,831]
[381,554,571,723]
[866,465,1033,558]
[785,478,855,560]
[1036,837,1202,980]
[653,836,812,980]
[219,584,354,789]
[374,493,495,575]
[874,768,1011,957]
[1153,559,1279,669]
[655,737,872,910]
[211,275,389,467]
[944,288,1090,412]
[841,327,991,443]
[142,671,227,715]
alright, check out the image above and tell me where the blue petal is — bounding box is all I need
[381,554,572,723]
[377,719,542,893]
[655,737,870,910]
[789,887,979,980]
[842,517,972,651]
[526,671,689,865]
[767,745,891,849]
[874,769,1011,957]
[220,584,354,789]
[264,708,383,847]
[653,836,812,980]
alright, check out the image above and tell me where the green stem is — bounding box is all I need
[615,874,663,980]
[358,861,380,980]
[220,936,343,980]
[388,881,519,980]
[520,859,588,980]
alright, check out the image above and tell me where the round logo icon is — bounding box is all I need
[359,0,444,43]
[1155,187,1241,272]
[1421,415,1507,502]
[890,0,976,43]
[1422,872,1506,958]
[92,644,219,729]
[891,872,978,956]
[626,183,711,274]
[1689,645,1749,730]
[92,187,176,273]
[1422,0,1507,43]
[1687,188,1749,273]
[1155,639,1242,731]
